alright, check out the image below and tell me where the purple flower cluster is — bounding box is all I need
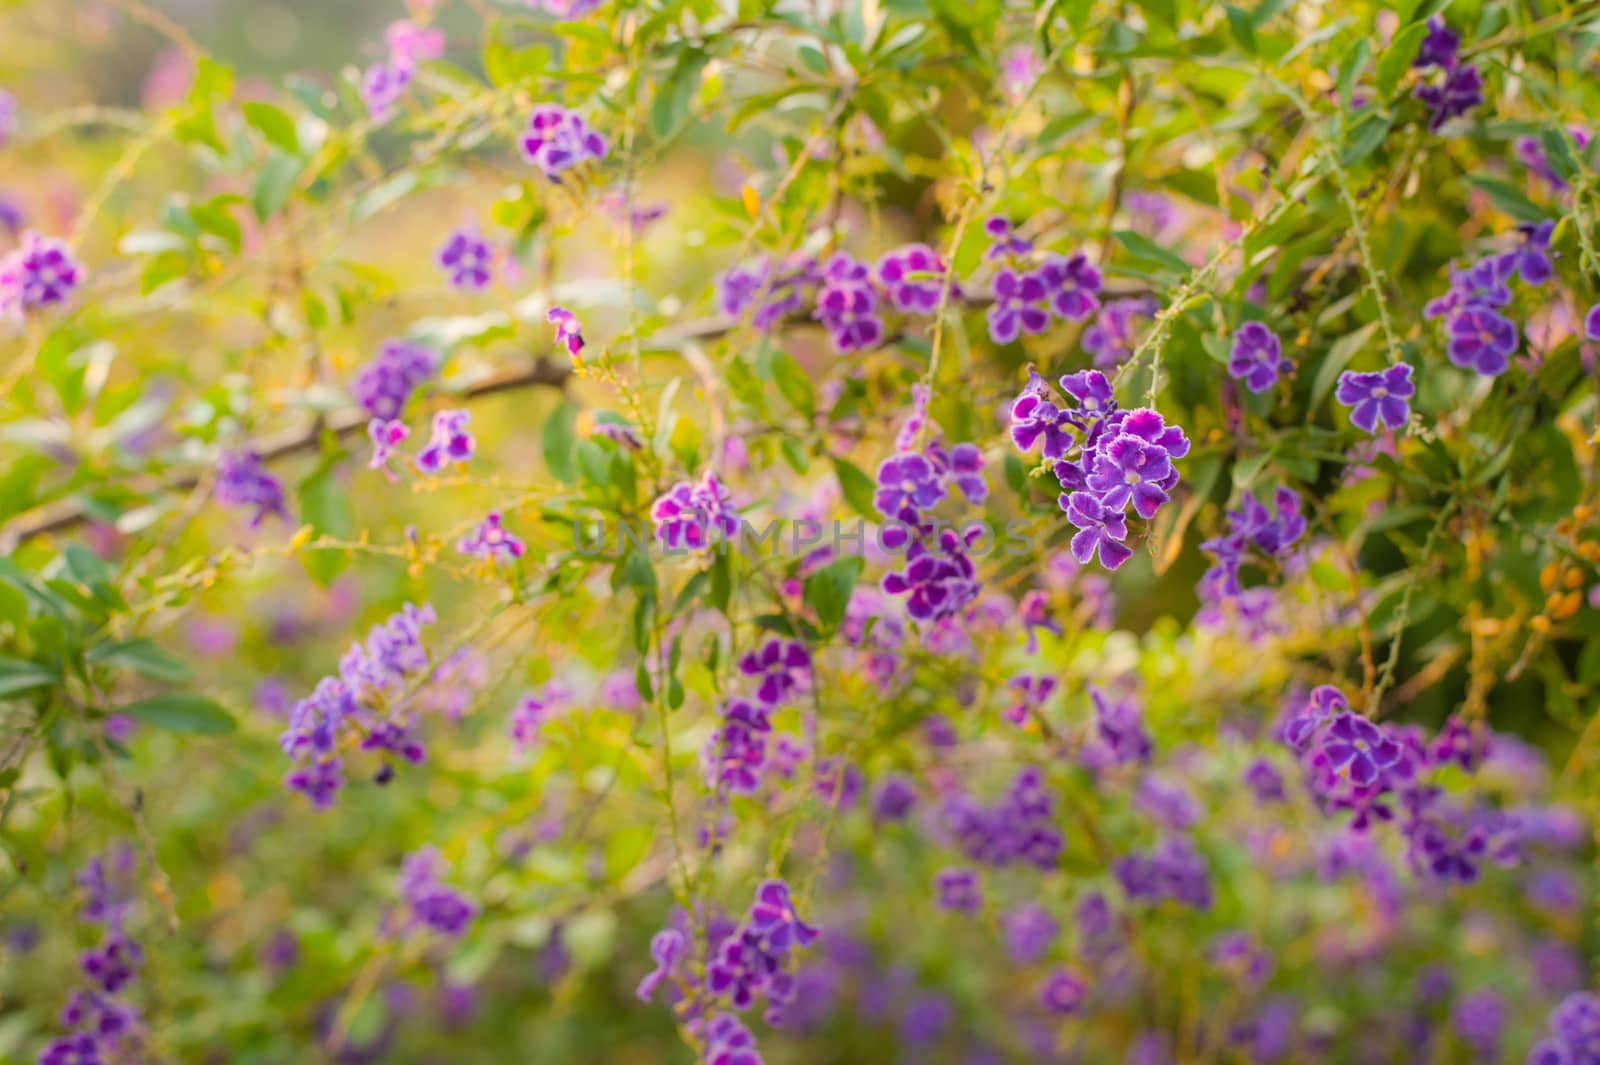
[1424,222,1555,377]
[705,880,819,1031]
[717,253,817,330]
[359,18,444,121]
[702,697,773,796]
[875,243,957,313]
[1517,127,1591,192]
[1197,488,1306,629]
[984,250,1103,344]
[1010,369,1189,570]
[520,105,607,178]
[0,230,84,319]
[1412,18,1483,132]
[215,451,289,527]
[1530,993,1600,1065]
[282,603,437,808]
[1227,322,1291,393]
[351,339,437,420]
[509,682,569,751]
[813,253,883,352]
[941,767,1065,871]
[40,850,144,1065]
[651,471,741,551]
[436,227,492,290]
[870,439,989,625]
[398,848,476,937]
[1113,835,1212,910]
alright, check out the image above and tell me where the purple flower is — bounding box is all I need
[1586,304,1600,341]
[1083,297,1154,369]
[1335,363,1413,433]
[873,775,917,821]
[0,89,16,148]
[737,638,810,706]
[1453,990,1504,1060]
[547,305,584,358]
[1039,969,1086,1016]
[1415,62,1482,132]
[1038,252,1102,321]
[520,105,607,177]
[457,511,525,562]
[987,268,1050,343]
[702,698,771,795]
[814,271,883,353]
[215,451,288,527]
[360,60,414,122]
[875,453,944,517]
[399,848,476,937]
[0,230,85,318]
[1414,17,1460,69]
[79,936,142,994]
[983,216,1033,260]
[635,928,685,1003]
[876,243,955,313]
[1227,322,1290,393]
[417,409,474,473]
[1002,904,1058,964]
[1086,434,1174,519]
[651,471,741,551]
[747,879,819,954]
[286,756,343,809]
[1446,305,1518,376]
[880,525,982,623]
[509,684,566,750]
[704,1013,764,1065]
[1063,490,1132,569]
[436,227,492,290]
[718,254,816,329]
[351,339,437,420]
[1243,758,1286,802]
[1009,376,1074,459]
[1316,712,1402,788]
[367,419,410,480]
[934,868,981,914]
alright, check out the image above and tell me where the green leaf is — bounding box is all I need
[241,101,300,154]
[1340,111,1392,167]
[651,50,709,138]
[1112,229,1191,275]
[542,403,579,484]
[87,640,192,684]
[0,655,56,699]
[771,352,815,416]
[832,458,878,521]
[1377,22,1428,98]
[1224,5,1257,53]
[297,452,354,587]
[796,44,830,74]
[1466,175,1548,225]
[1336,38,1369,112]
[802,557,863,638]
[122,694,236,735]
[707,549,732,614]
[252,153,303,221]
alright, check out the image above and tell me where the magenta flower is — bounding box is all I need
[417,409,474,472]
[1227,322,1290,393]
[360,60,414,122]
[457,512,525,562]
[520,105,607,177]
[982,216,1033,260]
[814,266,883,353]
[1010,376,1073,459]
[1446,306,1518,376]
[547,305,584,357]
[367,418,410,480]
[0,230,85,318]
[986,268,1050,343]
[1336,363,1413,433]
[384,19,445,64]
[437,227,492,290]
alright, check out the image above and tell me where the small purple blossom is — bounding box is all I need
[1227,322,1290,393]
[436,227,493,290]
[215,451,288,527]
[547,305,584,358]
[737,638,810,706]
[934,868,981,914]
[876,243,955,314]
[417,409,474,473]
[651,471,741,551]
[520,105,607,177]
[1335,363,1413,433]
[987,268,1050,343]
[0,230,85,318]
[457,511,525,562]
[351,339,437,420]
[367,419,410,480]
[1446,305,1518,376]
